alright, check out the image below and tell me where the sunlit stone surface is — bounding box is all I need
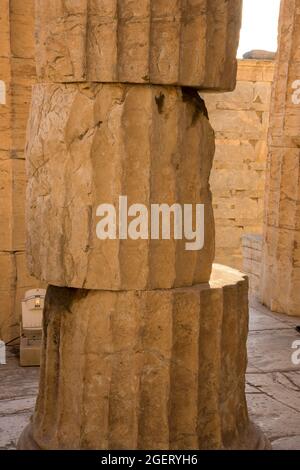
[261,0,300,316]
[35,0,242,90]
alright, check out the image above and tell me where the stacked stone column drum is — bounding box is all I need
[19,0,269,450]
[261,0,300,316]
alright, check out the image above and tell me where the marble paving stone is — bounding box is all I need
[246,364,263,374]
[284,372,300,389]
[250,298,300,327]
[245,383,262,394]
[249,307,290,332]
[247,394,300,444]
[246,372,300,412]
[247,329,300,373]
[0,376,38,401]
[0,412,33,450]
[0,397,36,416]
[271,436,300,450]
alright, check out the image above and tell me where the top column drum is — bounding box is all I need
[35,0,242,90]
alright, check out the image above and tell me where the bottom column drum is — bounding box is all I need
[18,265,269,450]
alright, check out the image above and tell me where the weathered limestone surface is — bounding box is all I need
[0,160,13,251]
[242,234,263,296]
[18,265,269,450]
[0,253,15,342]
[35,0,242,90]
[27,83,215,290]
[0,159,27,251]
[0,0,36,159]
[0,0,42,342]
[261,0,300,316]
[20,0,269,452]
[268,1,300,150]
[204,59,274,270]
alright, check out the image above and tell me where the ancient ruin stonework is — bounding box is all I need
[0,0,36,160]
[19,265,269,450]
[204,59,274,270]
[26,83,215,290]
[19,0,269,450]
[0,0,42,342]
[242,234,263,296]
[261,0,300,316]
[35,0,242,90]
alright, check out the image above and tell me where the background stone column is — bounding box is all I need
[19,0,269,449]
[261,0,300,316]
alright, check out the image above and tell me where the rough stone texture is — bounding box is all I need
[35,0,242,90]
[242,234,263,296]
[0,0,43,342]
[261,0,300,316]
[0,0,36,159]
[18,265,269,450]
[20,0,269,451]
[0,253,16,343]
[204,59,274,270]
[26,83,215,290]
[0,159,26,252]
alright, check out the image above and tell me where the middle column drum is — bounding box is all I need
[26,83,215,290]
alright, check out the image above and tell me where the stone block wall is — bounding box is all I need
[204,59,275,270]
[0,0,42,342]
[242,234,263,295]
